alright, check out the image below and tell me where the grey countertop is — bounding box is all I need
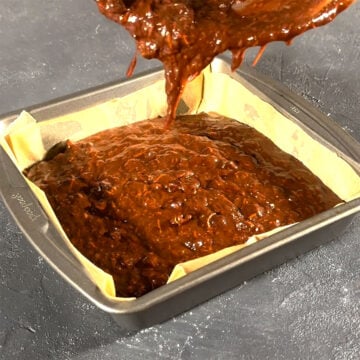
[1,1,360,359]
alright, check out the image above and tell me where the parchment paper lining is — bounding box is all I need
[1,67,360,301]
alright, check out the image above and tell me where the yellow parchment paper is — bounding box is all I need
[1,67,360,301]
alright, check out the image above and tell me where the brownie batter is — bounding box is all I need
[25,114,341,297]
[95,0,354,124]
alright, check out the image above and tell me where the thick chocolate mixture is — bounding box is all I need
[25,114,341,297]
[95,0,354,124]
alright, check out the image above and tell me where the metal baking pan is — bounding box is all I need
[1,56,359,330]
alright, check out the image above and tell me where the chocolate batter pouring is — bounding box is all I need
[95,0,354,125]
[25,114,341,297]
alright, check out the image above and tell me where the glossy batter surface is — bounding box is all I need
[95,0,354,124]
[25,114,341,297]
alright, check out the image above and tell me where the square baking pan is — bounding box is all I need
[1,56,359,330]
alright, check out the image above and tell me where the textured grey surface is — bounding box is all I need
[0,1,360,359]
